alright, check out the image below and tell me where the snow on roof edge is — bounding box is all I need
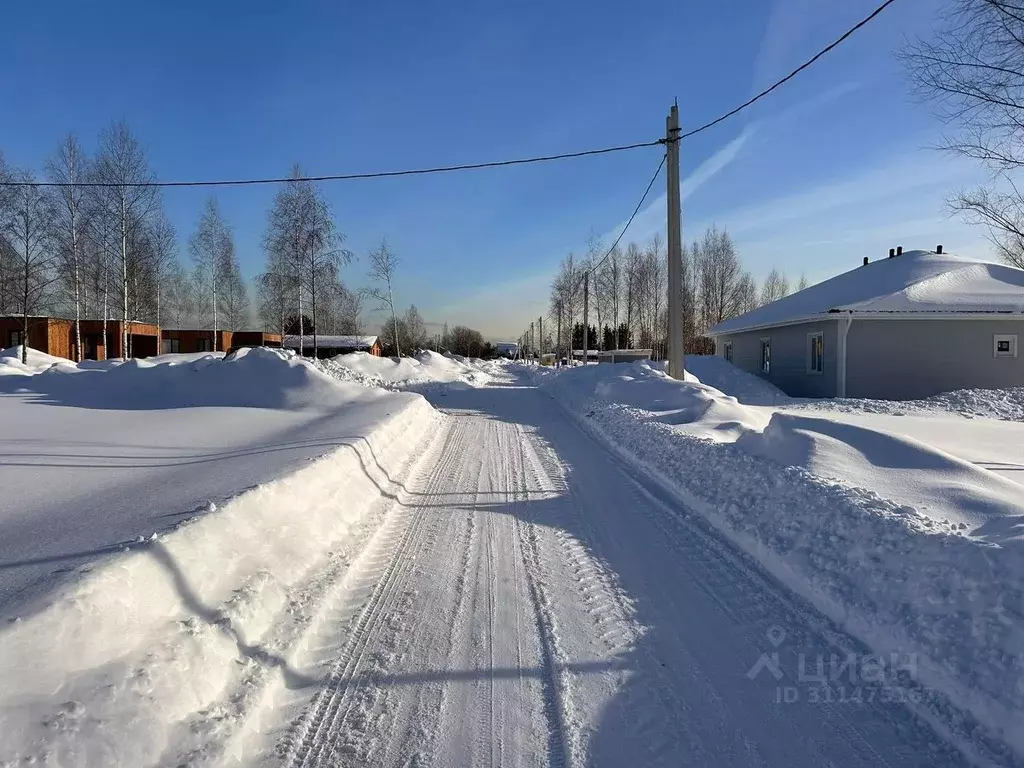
[709,250,1024,335]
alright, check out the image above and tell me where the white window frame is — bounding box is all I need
[723,341,733,363]
[759,337,771,374]
[807,331,824,375]
[994,334,1018,358]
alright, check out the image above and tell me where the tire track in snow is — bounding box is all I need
[516,427,710,766]
[155,412,449,768]
[363,436,482,767]
[538,387,977,767]
[283,417,466,768]
[510,423,575,768]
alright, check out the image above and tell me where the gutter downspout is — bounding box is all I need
[837,313,853,398]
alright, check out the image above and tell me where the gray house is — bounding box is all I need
[708,248,1024,400]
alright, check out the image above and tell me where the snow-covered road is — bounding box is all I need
[240,378,970,767]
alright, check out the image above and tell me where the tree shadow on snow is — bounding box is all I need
[390,375,994,768]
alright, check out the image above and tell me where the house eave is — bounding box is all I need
[708,309,1024,336]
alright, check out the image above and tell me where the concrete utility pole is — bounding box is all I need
[666,102,686,380]
[538,316,543,356]
[530,321,535,360]
[582,271,590,367]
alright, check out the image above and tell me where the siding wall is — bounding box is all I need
[0,317,53,354]
[47,319,73,360]
[231,331,283,348]
[845,318,1024,400]
[716,321,838,398]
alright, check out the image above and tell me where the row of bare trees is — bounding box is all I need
[903,0,1024,269]
[0,123,251,363]
[256,166,361,357]
[546,226,804,358]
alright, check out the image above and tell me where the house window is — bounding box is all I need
[197,338,213,352]
[994,334,1018,358]
[723,341,733,363]
[9,330,22,348]
[759,338,771,374]
[162,338,181,354]
[807,332,824,374]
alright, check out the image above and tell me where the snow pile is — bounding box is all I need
[0,347,439,766]
[558,359,770,441]
[0,347,354,411]
[535,361,1024,759]
[683,354,790,405]
[0,345,77,375]
[738,412,1024,530]
[318,349,496,390]
[787,386,1024,422]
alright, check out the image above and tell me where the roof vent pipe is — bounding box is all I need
[936,244,943,254]
[863,256,869,266]
[889,248,895,258]
[896,245,903,255]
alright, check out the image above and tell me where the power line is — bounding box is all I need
[681,0,899,139]
[574,153,666,294]
[5,140,666,189]
[0,0,897,190]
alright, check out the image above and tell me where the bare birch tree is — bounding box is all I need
[0,153,17,315]
[760,268,790,305]
[3,171,56,363]
[93,121,157,357]
[903,0,1024,267]
[218,236,250,331]
[146,213,177,329]
[45,135,90,361]
[302,182,349,356]
[189,198,230,348]
[363,238,401,356]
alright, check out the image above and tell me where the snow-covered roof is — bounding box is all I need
[283,334,378,349]
[709,250,1024,335]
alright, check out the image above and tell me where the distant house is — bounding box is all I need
[161,329,232,354]
[708,248,1024,400]
[1,316,159,360]
[283,334,382,358]
[495,341,519,358]
[597,349,653,364]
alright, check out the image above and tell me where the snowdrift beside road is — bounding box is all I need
[0,347,440,766]
[533,359,1024,760]
[318,349,500,390]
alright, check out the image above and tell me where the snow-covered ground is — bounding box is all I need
[316,349,503,390]
[0,347,441,766]
[528,356,1024,762]
[3,346,1021,766]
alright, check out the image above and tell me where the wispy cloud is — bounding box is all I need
[610,124,757,246]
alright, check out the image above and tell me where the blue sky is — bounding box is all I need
[0,0,987,339]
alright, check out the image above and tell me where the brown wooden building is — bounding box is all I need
[230,331,283,349]
[161,329,233,354]
[1,316,160,360]
[1,316,74,358]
